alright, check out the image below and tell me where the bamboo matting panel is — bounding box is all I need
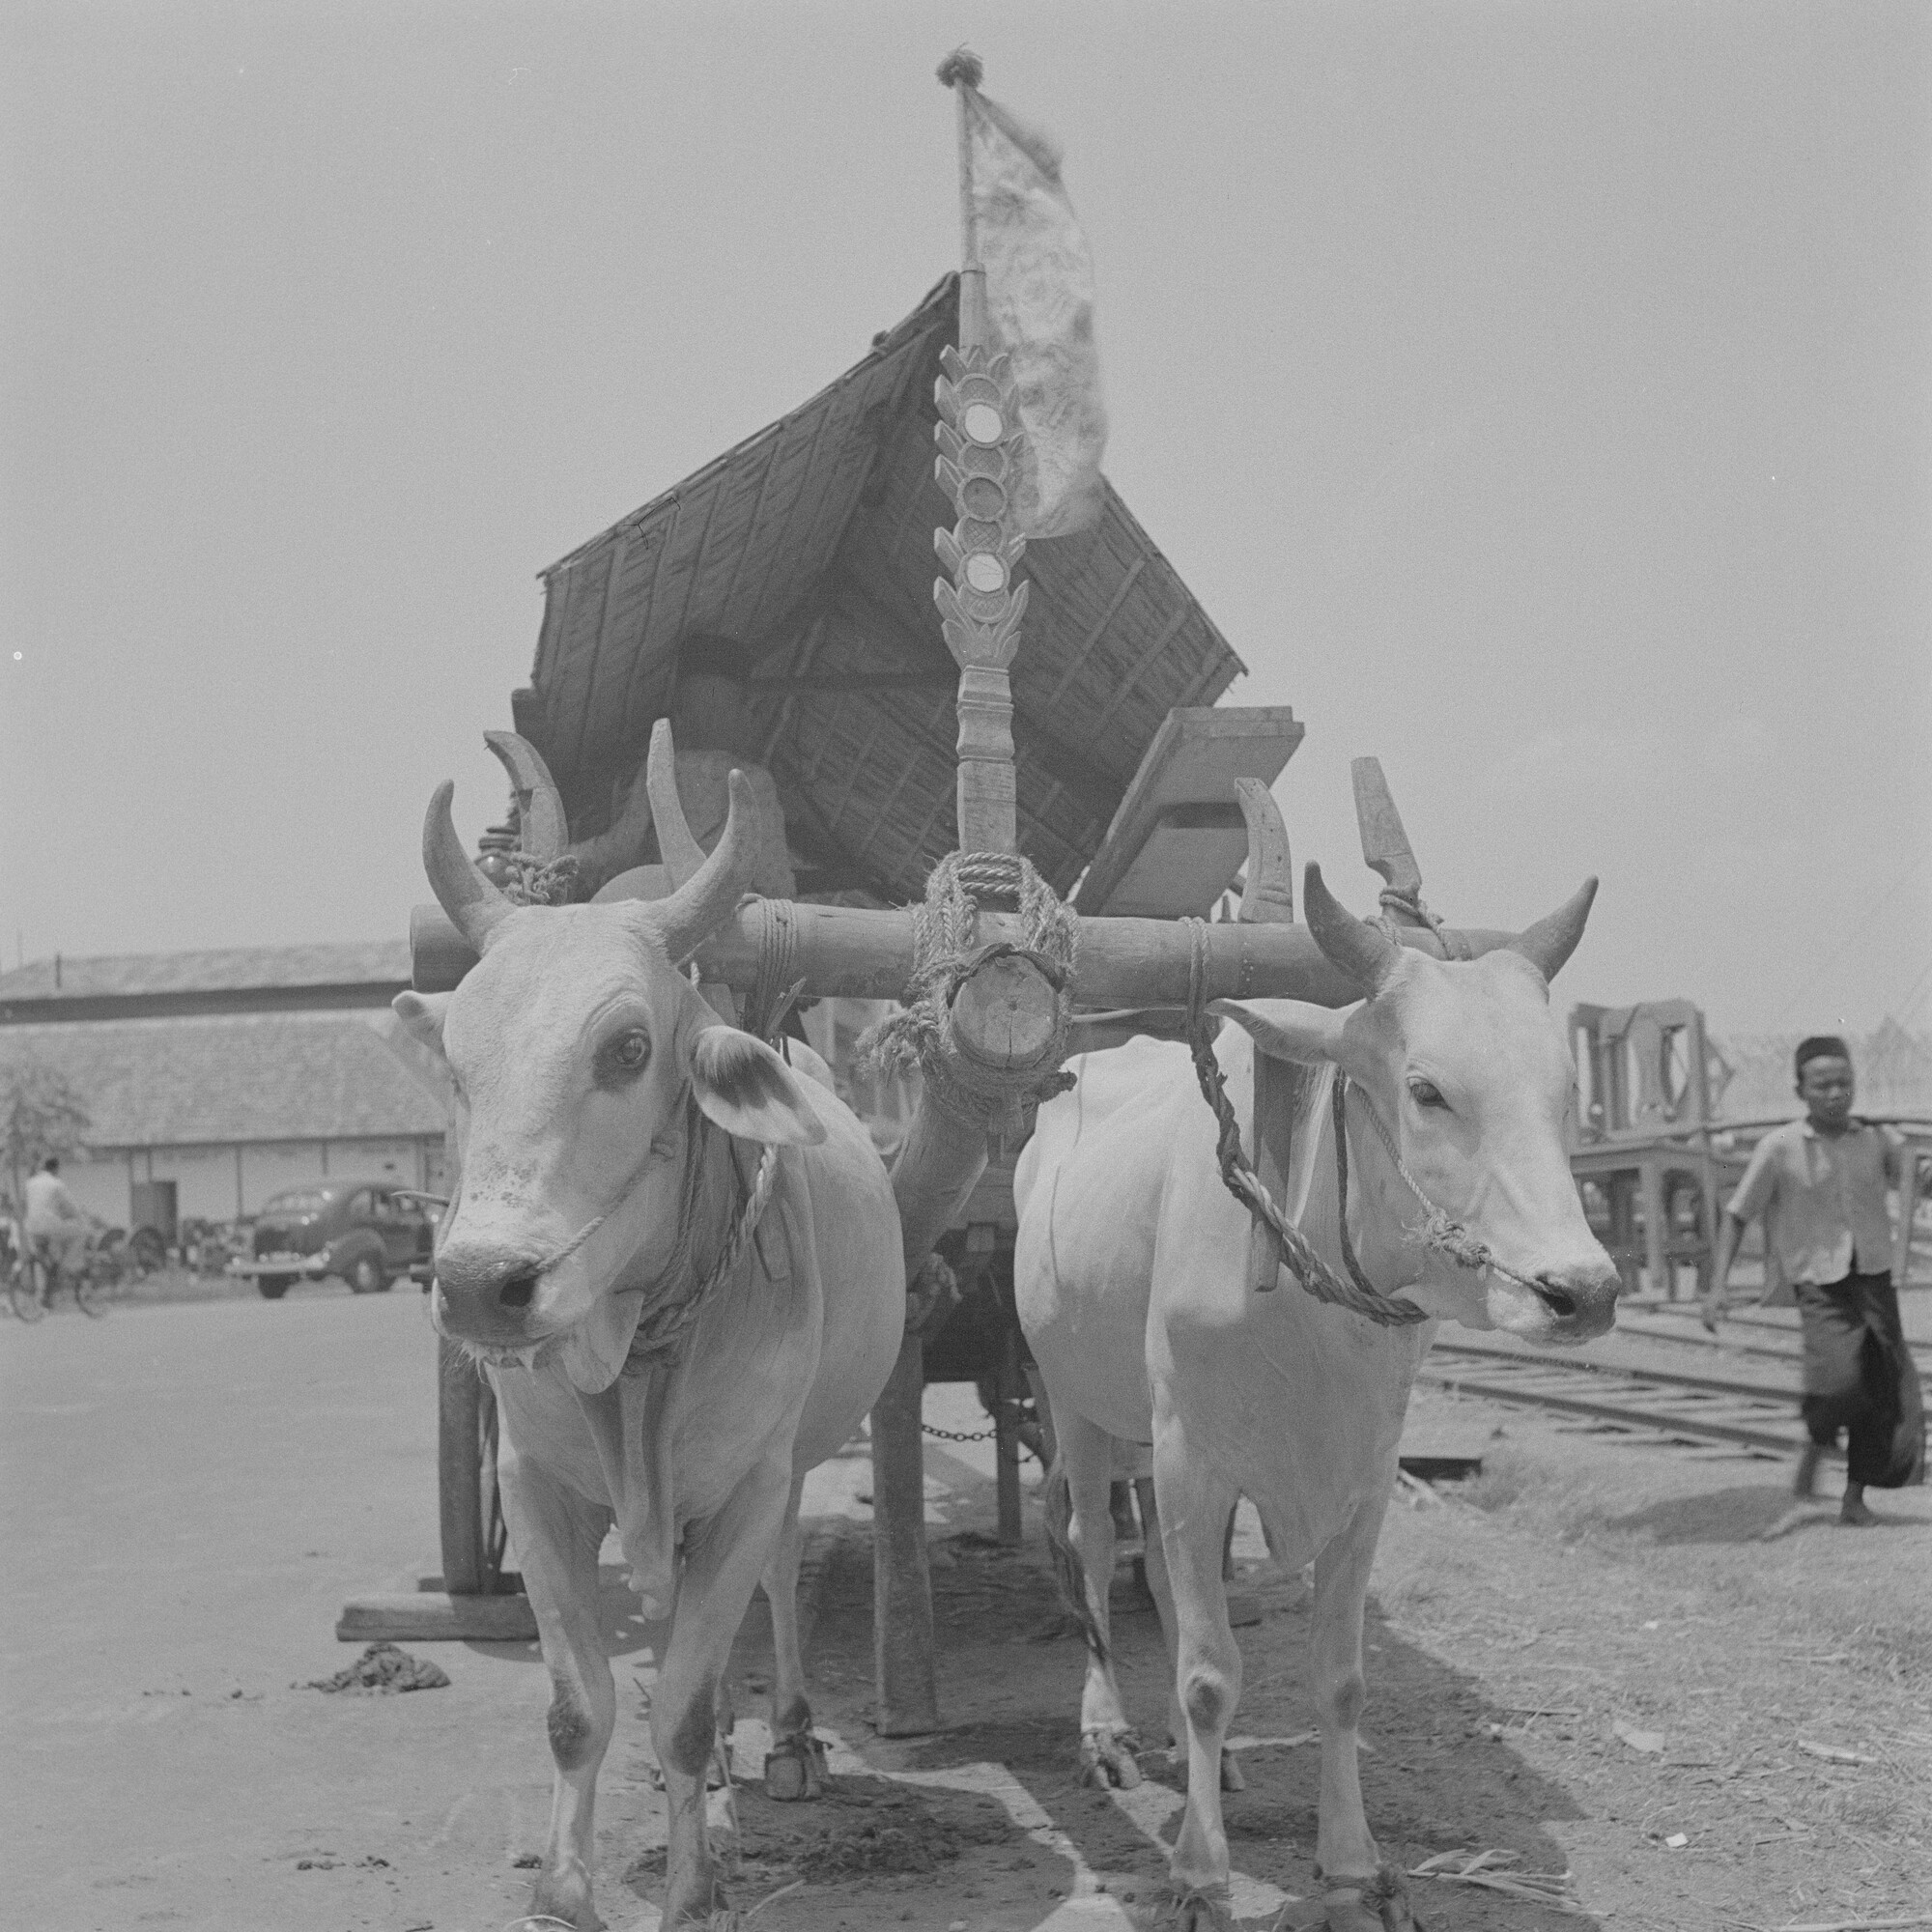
[526,273,1246,893]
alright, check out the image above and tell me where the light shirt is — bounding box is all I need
[23,1171,81,1230]
[1726,1118,1901,1286]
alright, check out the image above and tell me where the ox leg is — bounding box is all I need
[1051,1408,1141,1789]
[654,1469,791,1929]
[1136,1479,1243,1793]
[1308,1485,1417,1932]
[497,1457,615,1932]
[760,1478,826,1801]
[1156,1437,1243,1931]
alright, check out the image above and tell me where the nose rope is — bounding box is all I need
[540,1210,608,1276]
[1334,1074,1548,1294]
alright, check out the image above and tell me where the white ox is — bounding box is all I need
[1014,865,1618,1932]
[395,732,902,1931]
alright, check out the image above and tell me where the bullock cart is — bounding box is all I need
[391,63,1583,1744]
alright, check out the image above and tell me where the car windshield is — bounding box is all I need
[263,1190,328,1215]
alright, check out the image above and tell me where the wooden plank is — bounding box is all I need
[335,1593,538,1643]
[1073,706,1305,919]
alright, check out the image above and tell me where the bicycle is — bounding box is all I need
[7,1233,111,1321]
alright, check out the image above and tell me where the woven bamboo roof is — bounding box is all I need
[520,275,1245,904]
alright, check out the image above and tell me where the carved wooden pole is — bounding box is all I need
[868,48,1052,1736]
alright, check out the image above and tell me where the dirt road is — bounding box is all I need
[3,1289,1926,1931]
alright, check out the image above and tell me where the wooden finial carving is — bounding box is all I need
[934,343,1028,854]
[1236,779,1293,924]
[1350,755,1426,919]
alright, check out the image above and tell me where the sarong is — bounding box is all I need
[1795,1269,1924,1489]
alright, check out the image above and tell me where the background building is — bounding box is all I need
[0,945,450,1230]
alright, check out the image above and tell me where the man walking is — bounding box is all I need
[1704,1037,1923,1522]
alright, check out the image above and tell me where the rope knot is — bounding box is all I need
[855,851,1078,1132]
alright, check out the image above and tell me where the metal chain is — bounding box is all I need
[923,1422,999,1442]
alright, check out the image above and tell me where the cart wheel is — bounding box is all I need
[438,1335,511,1596]
[9,1262,47,1322]
[258,1274,293,1300]
[346,1251,389,1294]
[129,1227,167,1274]
[75,1265,111,1319]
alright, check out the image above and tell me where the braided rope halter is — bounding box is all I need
[1179,918,1546,1325]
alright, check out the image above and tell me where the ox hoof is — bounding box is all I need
[664,1869,736,1931]
[764,1734,826,1802]
[1168,1882,1236,1932]
[515,1884,604,1932]
[1316,1864,1422,1932]
[1078,1728,1143,1790]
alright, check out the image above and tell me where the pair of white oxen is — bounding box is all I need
[403,733,1619,1932]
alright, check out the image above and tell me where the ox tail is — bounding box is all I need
[1040,1460,1110,1664]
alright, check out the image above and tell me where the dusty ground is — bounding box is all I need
[3,1289,1927,1931]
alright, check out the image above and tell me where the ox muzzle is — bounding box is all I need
[433,1237,555,1348]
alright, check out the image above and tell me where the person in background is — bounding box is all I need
[22,1155,88,1297]
[1703,1037,1924,1524]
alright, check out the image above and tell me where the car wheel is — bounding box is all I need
[258,1275,293,1300]
[347,1251,389,1294]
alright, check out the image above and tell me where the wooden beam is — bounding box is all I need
[412,897,1524,1007]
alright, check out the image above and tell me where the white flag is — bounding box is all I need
[962,86,1108,538]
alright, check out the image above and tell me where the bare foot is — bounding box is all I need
[1839,1496,1878,1527]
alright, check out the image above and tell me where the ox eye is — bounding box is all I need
[1406,1077,1448,1110]
[599,1029,652,1082]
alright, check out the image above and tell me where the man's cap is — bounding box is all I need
[1794,1035,1852,1077]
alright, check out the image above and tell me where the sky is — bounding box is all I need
[4,0,1928,1041]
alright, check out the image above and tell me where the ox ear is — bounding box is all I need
[1209,998,1348,1066]
[690,1028,828,1147]
[392,989,451,1054]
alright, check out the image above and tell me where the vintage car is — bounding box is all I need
[228,1179,435,1299]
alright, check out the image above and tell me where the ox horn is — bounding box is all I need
[483,729,567,863]
[645,718,708,887]
[1302,862,1401,997]
[1508,875,1599,982]
[423,781,516,952]
[642,765,764,965]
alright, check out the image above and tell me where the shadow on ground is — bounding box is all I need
[1605,1481,1932,1545]
[708,1531,1610,1931]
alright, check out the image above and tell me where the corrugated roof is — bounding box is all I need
[0,1012,448,1148]
[519,275,1245,903]
[0,942,411,1004]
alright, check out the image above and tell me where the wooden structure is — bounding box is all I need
[1569,1000,1735,1298]
[401,61,1580,1730]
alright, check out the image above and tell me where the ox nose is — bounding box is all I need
[435,1242,548,1339]
[1529,1259,1621,1337]
[1530,1277,1578,1319]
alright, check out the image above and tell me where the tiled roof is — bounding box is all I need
[0,1011,448,1148]
[0,942,411,1003]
